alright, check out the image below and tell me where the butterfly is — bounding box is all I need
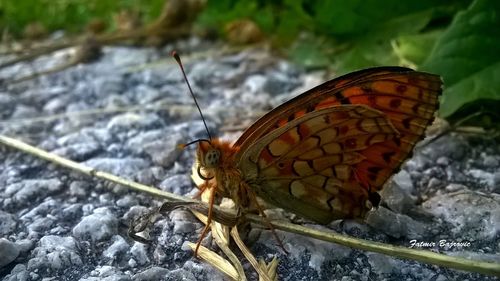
[174,53,442,253]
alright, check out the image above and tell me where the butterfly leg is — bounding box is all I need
[242,182,289,254]
[192,181,209,199]
[194,184,216,257]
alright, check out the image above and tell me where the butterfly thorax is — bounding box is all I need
[196,139,250,208]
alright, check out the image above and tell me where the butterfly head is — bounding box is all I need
[197,140,221,169]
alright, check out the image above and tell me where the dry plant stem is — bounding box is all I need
[185,242,240,281]
[10,60,79,84]
[245,214,500,277]
[191,210,247,281]
[231,226,273,281]
[0,134,499,277]
[211,224,247,280]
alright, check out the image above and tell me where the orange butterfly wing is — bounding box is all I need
[235,67,442,223]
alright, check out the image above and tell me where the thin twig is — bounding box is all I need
[0,134,499,277]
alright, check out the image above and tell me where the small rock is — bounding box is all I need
[130,242,150,265]
[445,183,467,192]
[128,130,184,167]
[159,174,192,195]
[116,195,139,208]
[436,156,449,166]
[422,189,500,239]
[0,211,17,236]
[132,266,169,281]
[73,207,118,242]
[106,113,163,132]
[27,217,54,233]
[0,238,20,267]
[421,135,467,161]
[381,170,416,213]
[243,74,267,93]
[11,105,38,118]
[427,177,442,189]
[84,158,149,178]
[133,85,162,104]
[264,72,300,95]
[2,264,29,281]
[366,253,401,275]
[69,181,89,197]
[92,75,124,97]
[467,169,495,190]
[366,207,428,239]
[493,172,500,193]
[28,235,82,271]
[482,155,498,167]
[5,179,63,205]
[173,221,197,234]
[103,235,129,259]
[51,142,101,161]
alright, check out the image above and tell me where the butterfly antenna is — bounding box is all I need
[172,51,212,141]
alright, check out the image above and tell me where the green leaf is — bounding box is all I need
[332,9,435,73]
[393,30,443,66]
[422,0,500,117]
[439,62,500,118]
[288,36,330,69]
[313,0,455,37]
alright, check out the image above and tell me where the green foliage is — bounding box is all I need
[0,0,165,36]
[422,0,500,118]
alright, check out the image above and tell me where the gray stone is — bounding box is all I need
[366,207,428,239]
[84,158,149,178]
[2,264,29,281]
[79,265,131,281]
[243,74,267,94]
[69,181,89,197]
[28,235,82,271]
[0,238,20,267]
[159,174,192,195]
[73,207,118,242]
[5,179,63,204]
[132,266,169,281]
[466,169,495,190]
[423,189,500,239]
[126,130,184,167]
[482,155,499,167]
[11,104,38,118]
[130,242,150,265]
[381,170,416,213]
[106,113,163,132]
[493,172,500,193]
[366,253,401,275]
[103,235,130,259]
[0,210,17,236]
[172,221,197,234]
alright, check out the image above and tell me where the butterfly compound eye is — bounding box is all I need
[204,149,221,168]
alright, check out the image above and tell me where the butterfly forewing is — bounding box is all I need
[235,67,442,223]
[238,105,399,223]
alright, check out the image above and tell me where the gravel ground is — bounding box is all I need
[0,38,499,281]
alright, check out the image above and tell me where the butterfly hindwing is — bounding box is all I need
[238,105,398,222]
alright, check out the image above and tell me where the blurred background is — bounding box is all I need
[0,0,499,127]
